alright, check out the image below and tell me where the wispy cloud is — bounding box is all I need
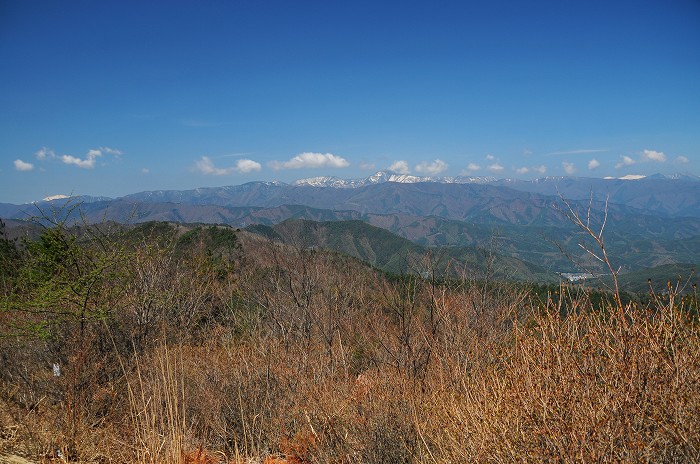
[612,149,671,169]
[674,155,689,164]
[588,159,600,170]
[100,146,123,156]
[488,163,504,173]
[562,161,576,175]
[195,156,234,175]
[195,156,261,175]
[547,149,606,156]
[29,146,122,169]
[35,147,56,160]
[388,160,410,174]
[641,149,667,163]
[269,152,349,170]
[415,159,447,175]
[515,164,548,175]
[359,161,376,170]
[615,155,636,169]
[141,168,150,175]
[464,162,480,172]
[14,159,34,171]
[485,154,495,161]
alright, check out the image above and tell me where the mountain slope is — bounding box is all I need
[247,219,558,282]
[492,176,700,218]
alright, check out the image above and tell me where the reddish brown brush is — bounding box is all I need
[263,457,290,464]
[182,446,218,464]
[277,431,316,464]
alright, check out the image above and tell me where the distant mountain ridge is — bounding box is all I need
[292,171,496,188]
[292,171,700,188]
[12,172,698,215]
[115,172,700,219]
[489,174,700,217]
[3,173,700,227]
[2,172,700,276]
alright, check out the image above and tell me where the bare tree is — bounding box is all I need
[556,193,624,317]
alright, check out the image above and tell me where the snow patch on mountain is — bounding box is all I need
[42,194,69,201]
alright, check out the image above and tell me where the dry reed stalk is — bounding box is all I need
[126,342,188,464]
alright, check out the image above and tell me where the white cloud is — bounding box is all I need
[195,156,234,176]
[588,159,600,170]
[235,158,262,173]
[485,154,495,161]
[141,168,150,174]
[62,150,101,168]
[415,159,447,175]
[562,162,576,175]
[59,147,121,169]
[388,160,411,174]
[519,164,556,175]
[35,147,55,160]
[359,161,376,170]
[197,156,260,175]
[674,155,689,164]
[615,155,636,169]
[269,152,349,170]
[642,149,667,163]
[100,146,123,156]
[465,162,480,172]
[523,149,533,156]
[488,163,504,173]
[14,159,34,171]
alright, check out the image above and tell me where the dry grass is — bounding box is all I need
[1,227,699,462]
[421,298,700,462]
[125,343,187,464]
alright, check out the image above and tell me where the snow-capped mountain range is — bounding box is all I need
[293,171,699,188]
[293,171,497,188]
[11,172,700,210]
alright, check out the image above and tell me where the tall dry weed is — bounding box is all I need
[126,342,187,464]
[420,294,700,462]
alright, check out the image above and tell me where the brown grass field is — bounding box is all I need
[1,222,699,462]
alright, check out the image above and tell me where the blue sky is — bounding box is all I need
[1,0,699,203]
